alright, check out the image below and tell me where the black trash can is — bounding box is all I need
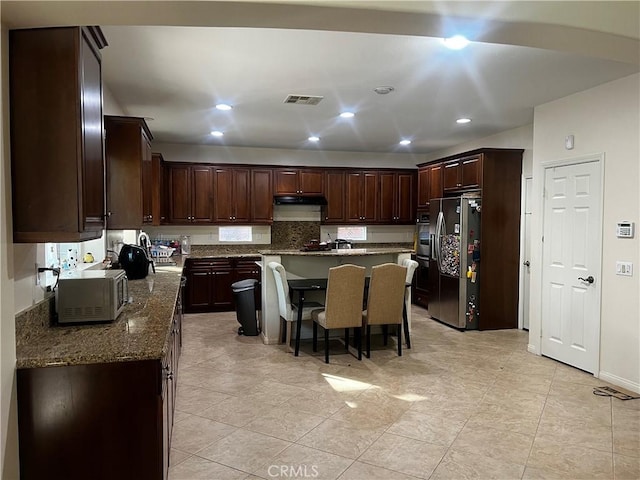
[232,279,260,336]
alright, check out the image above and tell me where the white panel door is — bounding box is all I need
[541,160,602,374]
[522,177,533,330]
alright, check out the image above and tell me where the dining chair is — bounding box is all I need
[402,258,419,349]
[268,261,323,352]
[311,264,366,363]
[362,263,407,357]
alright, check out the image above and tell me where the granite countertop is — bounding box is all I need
[16,263,183,369]
[258,247,414,256]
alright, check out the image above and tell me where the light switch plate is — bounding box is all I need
[616,261,633,276]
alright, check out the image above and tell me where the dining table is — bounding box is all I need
[287,278,411,356]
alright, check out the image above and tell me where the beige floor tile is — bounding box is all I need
[614,454,640,479]
[174,384,232,415]
[244,405,325,441]
[169,449,191,468]
[190,368,261,395]
[527,437,614,479]
[173,410,192,424]
[521,465,575,479]
[329,396,409,428]
[297,418,386,460]
[467,401,543,435]
[430,449,525,480]
[253,444,353,480]
[198,396,265,427]
[170,414,237,454]
[197,428,291,474]
[482,385,547,413]
[168,455,247,480]
[450,423,534,464]
[492,370,553,395]
[172,311,639,480]
[387,409,466,447]
[337,461,420,480]
[536,414,613,453]
[281,387,356,417]
[359,432,447,479]
[543,395,612,426]
[243,380,309,406]
[613,426,640,458]
[553,365,602,386]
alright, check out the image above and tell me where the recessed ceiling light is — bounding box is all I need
[308,136,320,142]
[399,139,412,146]
[215,103,232,111]
[339,112,355,118]
[456,118,472,124]
[443,35,470,50]
[210,130,224,137]
[374,86,395,95]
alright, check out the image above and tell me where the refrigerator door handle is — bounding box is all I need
[435,211,444,273]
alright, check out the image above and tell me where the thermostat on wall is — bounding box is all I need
[616,221,634,238]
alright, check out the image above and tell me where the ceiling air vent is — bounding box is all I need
[284,94,324,106]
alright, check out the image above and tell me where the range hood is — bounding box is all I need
[274,195,327,206]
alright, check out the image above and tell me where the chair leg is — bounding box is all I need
[398,322,402,356]
[285,322,293,353]
[382,325,388,346]
[366,325,371,358]
[324,328,330,364]
[403,300,411,349]
[344,328,350,351]
[357,327,362,360]
[312,321,318,352]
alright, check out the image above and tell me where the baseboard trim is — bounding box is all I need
[527,344,539,355]
[599,371,640,394]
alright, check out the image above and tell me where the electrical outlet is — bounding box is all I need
[616,261,633,276]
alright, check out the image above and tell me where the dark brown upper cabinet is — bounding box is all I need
[104,116,153,229]
[152,153,168,225]
[322,170,346,223]
[443,154,482,192]
[378,171,416,224]
[213,167,251,223]
[274,168,324,196]
[10,27,108,242]
[250,169,274,224]
[346,171,378,223]
[167,164,214,224]
[417,163,443,209]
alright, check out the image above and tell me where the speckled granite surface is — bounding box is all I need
[258,247,414,256]
[16,265,183,369]
[188,245,268,257]
[271,221,321,249]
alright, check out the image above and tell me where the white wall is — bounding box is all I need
[0,24,19,480]
[154,142,421,169]
[529,73,640,392]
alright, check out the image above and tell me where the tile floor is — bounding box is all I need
[169,307,640,480]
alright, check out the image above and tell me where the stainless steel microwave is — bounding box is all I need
[56,269,128,324]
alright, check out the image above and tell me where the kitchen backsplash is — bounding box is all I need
[271,221,321,248]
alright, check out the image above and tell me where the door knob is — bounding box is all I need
[578,275,595,284]
[523,261,530,267]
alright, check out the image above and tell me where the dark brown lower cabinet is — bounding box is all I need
[184,257,261,313]
[17,306,182,480]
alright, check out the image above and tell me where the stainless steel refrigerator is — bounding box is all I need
[429,194,482,329]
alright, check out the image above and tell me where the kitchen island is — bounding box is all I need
[15,262,184,480]
[259,248,413,345]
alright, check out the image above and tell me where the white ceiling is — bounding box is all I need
[3,1,639,155]
[101,25,638,154]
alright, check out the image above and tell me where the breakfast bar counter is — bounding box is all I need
[260,247,414,345]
